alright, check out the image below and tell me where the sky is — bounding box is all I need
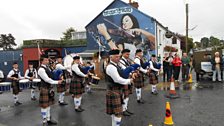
[0,0,223,46]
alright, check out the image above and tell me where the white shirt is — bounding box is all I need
[149,61,159,72]
[71,63,86,77]
[25,68,38,79]
[106,61,131,85]
[0,70,4,79]
[38,64,58,85]
[56,63,70,70]
[119,57,128,69]
[7,69,23,79]
[134,57,147,73]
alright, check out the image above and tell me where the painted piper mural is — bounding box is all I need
[86,0,156,60]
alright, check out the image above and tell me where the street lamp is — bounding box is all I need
[185,0,189,53]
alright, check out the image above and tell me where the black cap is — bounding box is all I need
[109,49,120,55]
[73,56,80,60]
[40,54,48,59]
[151,54,156,57]
[121,49,130,54]
[13,62,18,65]
[135,49,142,54]
[28,62,33,65]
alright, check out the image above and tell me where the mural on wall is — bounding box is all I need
[86,0,156,60]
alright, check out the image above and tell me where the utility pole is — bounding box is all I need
[185,2,189,53]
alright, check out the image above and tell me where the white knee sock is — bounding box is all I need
[41,108,48,122]
[61,92,65,102]
[13,95,18,103]
[151,85,157,92]
[74,98,81,109]
[78,97,82,107]
[122,98,129,111]
[136,88,141,100]
[114,116,122,126]
[46,107,51,121]
[111,115,115,126]
[31,89,35,98]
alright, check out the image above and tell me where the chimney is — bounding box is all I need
[129,1,139,9]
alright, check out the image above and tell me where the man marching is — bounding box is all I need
[7,62,23,106]
[106,49,133,126]
[149,54,161,95]
[70,55,88,112]
[134,49,148,104]
[38,55,62,126]
[55,56,69,106]
[119,49,134,116]
[24,63,38,100]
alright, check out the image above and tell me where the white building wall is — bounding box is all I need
[156,24,182,63]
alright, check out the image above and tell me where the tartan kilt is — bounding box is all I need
[106,90,123,117]
[69,76,85,96]
[39,87,55,108]
[133,73,144,88]
[122,85,131,98]
[11,81,21,95]
[149,72,158,85]
[57,83,66,93]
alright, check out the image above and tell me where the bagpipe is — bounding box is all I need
[119,61,140,79]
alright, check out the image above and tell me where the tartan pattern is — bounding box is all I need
[69,76,85,96]
[57,83,66,93]
[149,72,158,85]
[106,89,123,117]
[39,87,55,108]
[122,85,132,98]
[11,81,21,95]
[133,72,144,88]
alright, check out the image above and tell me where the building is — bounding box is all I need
[85,0,182,61]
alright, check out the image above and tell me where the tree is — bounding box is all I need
[200,37,209,48]
[0,34,17,50]
[209,36,220,47]
[61,27,76,41]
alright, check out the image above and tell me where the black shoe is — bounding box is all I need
[75,107,84,112]
[42,122,48,126]
[123,111,131,116]
[151,91,158,95]
[15,101,22,106]
[59,102,68,106]
[137,99,145,104]
[79,106,85,111]
[47,119,57,125]
[31,97,37,101]
[126,110,134,115]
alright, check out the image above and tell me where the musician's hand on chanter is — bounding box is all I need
[29,77,34,80]
[58,80,63,84]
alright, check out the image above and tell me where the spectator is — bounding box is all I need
[172,53,182,81]
[181,53,190,82]
[211,52,223,82]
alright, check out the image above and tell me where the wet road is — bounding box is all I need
[0,79,224,126]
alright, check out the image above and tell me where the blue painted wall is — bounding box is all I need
[85,0,156,60]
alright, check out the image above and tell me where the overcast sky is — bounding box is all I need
[0,0,223,46]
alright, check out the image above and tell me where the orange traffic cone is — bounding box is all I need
[165,77,179,99]
[187,73,193,83]
[164,102,174,125]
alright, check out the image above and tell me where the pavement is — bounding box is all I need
[0,73,224,126]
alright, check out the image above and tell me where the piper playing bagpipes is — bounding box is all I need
[55,56,69,106]
[106,49,133,126]
[133,49,149,104]
[149,54,162,95]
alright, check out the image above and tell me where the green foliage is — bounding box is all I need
[0,34,17,50]
[61,27,76,41]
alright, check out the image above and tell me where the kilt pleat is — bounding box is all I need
[133,73,144,88]
[106,90,123,117]
[69,76,85,96]
[149,72,158,84]
[39,87,55,108]
[12,81,21,95]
